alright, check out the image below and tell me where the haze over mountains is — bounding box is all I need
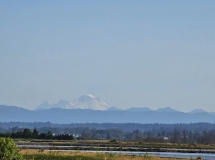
[0,94,215,124]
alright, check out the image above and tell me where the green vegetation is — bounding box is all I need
[196,156,202,160]
[2,122,215,144]
[0,128,73,140]
[20,149,189,160]
[0,137,199,160]
[0,138,22,160]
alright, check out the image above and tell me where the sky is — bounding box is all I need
[0,1,215,112]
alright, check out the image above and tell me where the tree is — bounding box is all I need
[46,131,53,139]
[0,137,22,160]
[32,128,39,138]
[22,128,32,138]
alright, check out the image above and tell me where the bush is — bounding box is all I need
[0,137,22,160]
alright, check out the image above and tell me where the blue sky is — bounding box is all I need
[0,1,215,111]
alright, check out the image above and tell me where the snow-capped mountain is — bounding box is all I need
[54,100,72,109]
[36,100,72,110]
[69,94,110,110]
[35,94,110,110]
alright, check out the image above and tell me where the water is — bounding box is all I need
[74,150,215,160]
[17,145,215,160]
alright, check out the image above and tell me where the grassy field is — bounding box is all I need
[20,149,190,160]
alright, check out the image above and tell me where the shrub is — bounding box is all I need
[0,137,22,160]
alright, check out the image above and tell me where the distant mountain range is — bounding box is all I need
[36,94,110,110]
[0,105,215,123]
[125,107,152,112]
[188,109,208,114]
[0,94,214,124]
[35,94,209,113]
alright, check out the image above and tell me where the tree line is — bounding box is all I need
[2,122,215,132]
[0,128,73,140]
[1,126,215,144]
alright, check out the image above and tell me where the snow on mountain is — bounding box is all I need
[53,100,72,109]
[35,94,110,110]
[69,94,111,110]
[35,100,71,110]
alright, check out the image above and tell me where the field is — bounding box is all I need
[20,149,189,160]
[16,139,215,153]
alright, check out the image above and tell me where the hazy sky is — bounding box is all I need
[0,1,215,112]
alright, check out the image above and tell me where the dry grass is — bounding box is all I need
[20,149,189,160]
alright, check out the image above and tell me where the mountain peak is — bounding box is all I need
[70,94,110,110]
[36,101,51,110]
[77,94,96,101]
[35,95,111,110]
[84,94,96,98]
[156,107,179,112]
[54,100,71,109]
